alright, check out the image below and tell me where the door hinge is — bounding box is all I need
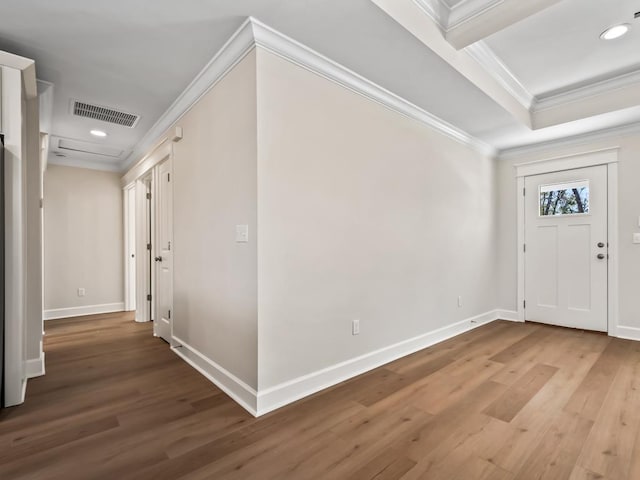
[523,300,526,309]
[523,243,526,253]
[147,243,152,251]
[147,294,152,301]
[146,192,151,200]
[167,172,170,182]
[523,187,526,196]
[168,309,171,319]
[168,241,171,251]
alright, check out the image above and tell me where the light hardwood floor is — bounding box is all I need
[1,312,640,479]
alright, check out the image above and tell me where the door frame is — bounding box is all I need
[123,184,136,312]
[515,148,619,336]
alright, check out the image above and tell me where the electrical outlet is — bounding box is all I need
[352,319,360,335]
[235,225,249,243]
[78,288,86,297]
[457,296,463,308]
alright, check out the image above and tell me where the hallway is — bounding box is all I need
[1,314,640,479]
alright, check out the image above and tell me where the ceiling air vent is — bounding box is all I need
[72,100,140,128]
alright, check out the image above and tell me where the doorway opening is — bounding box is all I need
[516,148,619,335]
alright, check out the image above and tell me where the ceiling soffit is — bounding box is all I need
[373,0,640,131]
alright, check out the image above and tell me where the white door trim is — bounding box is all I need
[123,183,136,311]
[515,148,619,335]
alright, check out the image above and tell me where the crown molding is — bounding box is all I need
[447,0,503,28]
[122,16,495,175]
[250,18,494,156]
[48,154,123,173]
[465,42,534,110]
[534,68,640,112]
[498,120,640,160]
[121,17,257,172]
[412,0,506,31]
[412,0,449,29]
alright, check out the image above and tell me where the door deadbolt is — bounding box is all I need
[597,242,605,248]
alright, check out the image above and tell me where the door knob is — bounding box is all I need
[155,256,163,262]
[597,254,605,260]
[597,242,605,248]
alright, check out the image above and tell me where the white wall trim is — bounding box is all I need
[43,302,125,321]
[169,310,514,416]
[121,16,494,179]
[412,0,449,29]
[121,18,257,173]
[447,0,503,28]
[498,121,640,160]
[256,309,504,416]
[123,184,136,312]
[513,147,619,177]
[465,42,533,109]
[607,162,619,338]
[171,337,258,416]
[26,353,45,378]
[535,68,640,111]
[514,149,619,336]
[616,326,640,342]
[251,19,493,156]
[496,309,521,322]
[48,155,122,173]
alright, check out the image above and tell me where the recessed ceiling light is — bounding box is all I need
[90,129,107,137]
[600,24,630,40]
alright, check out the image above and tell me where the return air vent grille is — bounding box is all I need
[72,100,140,128]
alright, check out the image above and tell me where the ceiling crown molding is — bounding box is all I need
[447,0,503,28]
[122,16,495,173]
[412,0,506,31]
[412,0,449,29]
[498,120,640,160]
[534,68,640,111]
[122,17,257,172]
[249,18,494,156]
[465,42,534,109]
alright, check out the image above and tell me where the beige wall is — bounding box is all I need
[44,165,123,311]
[497,134,640,329]
[25,94,43,360]
[256,49,499,390]
[172,50,258,389]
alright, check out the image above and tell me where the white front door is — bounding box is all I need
[154,159,173,343]
[524,165,608,331]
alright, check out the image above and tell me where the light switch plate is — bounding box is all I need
[634,233,640,244]
[236,225,249,243]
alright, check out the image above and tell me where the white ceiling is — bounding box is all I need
[484,0,640,97]
[0,0,639,171]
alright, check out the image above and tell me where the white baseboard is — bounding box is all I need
[255,309,501,416]
[171,337,258,416]
[43,302,125,320]
[496,309,522,322]
[169,310,528,417]
[615,326,640,341]
[26,353,46,378]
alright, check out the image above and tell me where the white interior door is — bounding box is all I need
[524,165,608,331]
[154,159,173,343]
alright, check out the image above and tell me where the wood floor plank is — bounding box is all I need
[514,411,594,480]
[489,327,551,364]
[564,338,629,421]
[575,350,640,480]
[2,313,639,479]
[345,448,416,480]
[483,363,558,423]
